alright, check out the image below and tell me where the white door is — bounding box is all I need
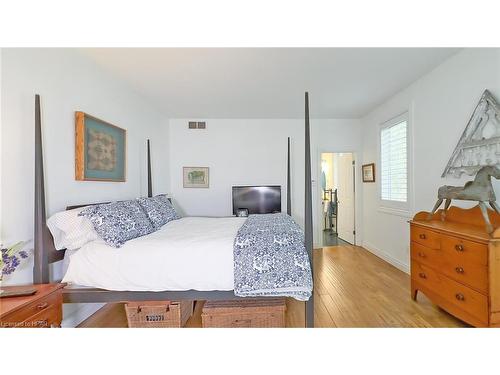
[336,153,355,244]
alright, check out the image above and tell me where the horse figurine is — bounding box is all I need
[428,165,500,233]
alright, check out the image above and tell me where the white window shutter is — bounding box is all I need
[381,120,407,203]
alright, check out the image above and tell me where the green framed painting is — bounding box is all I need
[75,112,126,182]
[183,167,209,188]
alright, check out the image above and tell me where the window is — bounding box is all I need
[380,112,409,212]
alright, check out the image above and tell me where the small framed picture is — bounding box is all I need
[183,167,209,188]
[362,163,375,182]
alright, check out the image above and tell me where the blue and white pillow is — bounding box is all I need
[137,195,180,229]
[79,200,155,248]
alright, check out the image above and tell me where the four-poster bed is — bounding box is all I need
[33,93,315,327]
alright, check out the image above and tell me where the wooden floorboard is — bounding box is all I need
[77,245,467,328]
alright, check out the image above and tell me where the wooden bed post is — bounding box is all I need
[34,94,50,284]
[304,92,314,328]
[147,139,153,198]
[287,137,291,216]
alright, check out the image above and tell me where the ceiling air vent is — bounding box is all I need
[188,121,206,129]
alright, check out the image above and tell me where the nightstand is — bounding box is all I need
[0,283,65,328]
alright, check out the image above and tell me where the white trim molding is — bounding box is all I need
[362,241,410,274]
[377,104,414,217]
[377,206,413,218]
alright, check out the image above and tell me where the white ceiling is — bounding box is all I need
[79,48,459,119]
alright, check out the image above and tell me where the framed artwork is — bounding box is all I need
[75,112,126,182]
[183,167,209,188]
[362,163,375,182]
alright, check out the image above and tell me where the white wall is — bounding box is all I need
[168,118,362,245]
[169,119,304,219]
[361,48,500,273]
[1,49,169,325]
[311,120,363,246]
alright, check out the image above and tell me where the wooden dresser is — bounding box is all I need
[0,284,64,328]
[410,206,500,327]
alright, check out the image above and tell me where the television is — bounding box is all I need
[232,185,282,215]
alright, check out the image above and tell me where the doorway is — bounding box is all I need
[319,152,356,246]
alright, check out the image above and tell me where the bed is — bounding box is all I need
[33,93,315,327]
[62,216,246,292]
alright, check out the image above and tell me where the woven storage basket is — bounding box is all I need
[201,298,286,328]
[125,300,193,328]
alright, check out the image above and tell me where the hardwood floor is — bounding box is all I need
[322,230,351,247]
[77,245,467,328]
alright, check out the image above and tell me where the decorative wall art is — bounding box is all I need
[442,90,500,178]
[183,167,209,188]
[75,112,126,182]
[362,163,375,182]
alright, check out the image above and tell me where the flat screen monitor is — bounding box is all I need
[232,185,281,215]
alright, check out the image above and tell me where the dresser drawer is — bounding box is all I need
[22,303,62,328]
[439,258,488,294]
[411,241,442,267]
[411,226,440,249]
[411,261,488,323]
[1,291,61,326]
[441,236,488,267]
[411,241,488,293]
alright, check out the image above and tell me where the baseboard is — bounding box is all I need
[362,241,410,274]
[62,303,105,328]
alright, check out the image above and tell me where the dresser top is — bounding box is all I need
[411,219,492,243]
[410,205,500,243]
[0,283,65,318]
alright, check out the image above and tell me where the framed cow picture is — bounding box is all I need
[183,167,209,188]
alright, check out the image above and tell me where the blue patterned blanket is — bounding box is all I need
[233,213,313,301]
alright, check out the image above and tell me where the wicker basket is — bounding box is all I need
[125,300,193,328]
[201,298,286,328]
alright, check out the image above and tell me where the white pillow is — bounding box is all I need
[47,207,100,250]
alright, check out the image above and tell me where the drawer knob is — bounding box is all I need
[419,234,426,240]
[418,252,426,258]
[455,244,464,252]
[455,267,464,274]
[37,302,49,310]
[455,293,465,301]
[418,272,427,279]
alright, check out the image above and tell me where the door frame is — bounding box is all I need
[315,149,357,246]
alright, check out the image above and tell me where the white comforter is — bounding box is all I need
[62,217,247,291]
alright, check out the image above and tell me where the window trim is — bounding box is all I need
[377,110,413,217]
